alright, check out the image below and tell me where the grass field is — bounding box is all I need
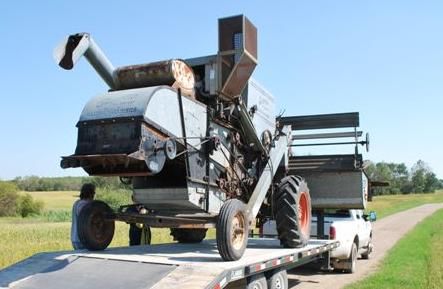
[366,190,443,218]
[345,208,443,289]
[0,190,442,270]
[25,191,77,210]
[0,219,191,269]
[1,190,215,269]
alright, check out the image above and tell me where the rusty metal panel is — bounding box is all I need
[244,17,258,60]
[115,59,195,97]
[218,15,257,100]
[75,121,140,155]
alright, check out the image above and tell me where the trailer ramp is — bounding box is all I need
[0,239,338,289]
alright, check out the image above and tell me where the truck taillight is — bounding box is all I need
[259,225,263,238]
[329,226,336,240]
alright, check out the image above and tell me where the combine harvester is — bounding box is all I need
[0,15,372,288]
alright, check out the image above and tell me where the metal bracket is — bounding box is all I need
[245,125,291,221]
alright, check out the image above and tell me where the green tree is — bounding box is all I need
[17,193,44,217]
[0,181,19,216]
[409,160,441,193]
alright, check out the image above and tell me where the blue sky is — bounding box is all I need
[0,1,442,179]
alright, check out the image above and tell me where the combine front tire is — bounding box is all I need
[273,175,311,248]
[170,228,207,243]
[78,200,115,250]
[216,199,249,261]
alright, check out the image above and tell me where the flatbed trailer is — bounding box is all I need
[0,238,338,289]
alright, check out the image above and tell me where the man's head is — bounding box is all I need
[80,183,96,200]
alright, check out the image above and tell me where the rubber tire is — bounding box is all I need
[361,237,372,260]
[216,199,249,261]
[170,228,207,243]
[78,200,115,251]
[247,273,268,289]
[345,242,358,273]
[129,224,152,246]
[273,175,311,248]
[267,268,288,289]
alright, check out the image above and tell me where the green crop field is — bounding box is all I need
[0,190,442,270]
[345,208,443,289]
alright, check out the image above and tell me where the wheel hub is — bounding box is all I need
[298,192,309,234]
[231,212,246,250]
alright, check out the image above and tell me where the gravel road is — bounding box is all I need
[287,203,443,289]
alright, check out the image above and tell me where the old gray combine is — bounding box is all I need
[54,15,369,261]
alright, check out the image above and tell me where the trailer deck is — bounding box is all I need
[0,239,338,289]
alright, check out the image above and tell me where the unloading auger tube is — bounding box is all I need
[55,15,312,261]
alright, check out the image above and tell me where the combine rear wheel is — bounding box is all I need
[273,175,311,248]
[170,228,207,243]
[78,200,115,250]
[216,199,249,261]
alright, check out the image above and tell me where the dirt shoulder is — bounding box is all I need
[287,203,443,289]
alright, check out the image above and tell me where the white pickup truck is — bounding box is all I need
[311,209,375,273]
[263,209,376,273]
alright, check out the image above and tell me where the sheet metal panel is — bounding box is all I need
[1,239,338,289]
[245,79,275,138]
[289,154,363,172]
[302,171,369,209]
[79,86,161,122]
[9,257,175,289]
[280,112,359,130]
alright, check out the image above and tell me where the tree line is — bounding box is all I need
[365,160,443,195]
[4,161,443,195]
[0,176,131,218]
[1,159,442,214]
[12,176,127,192]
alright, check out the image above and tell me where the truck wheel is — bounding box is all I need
[361,237,372,260]
[247,273,268,289]
[273,175,311,248]
[170,228,207,243]
[216,199,249,261]
[267,268,288,289]
[78,200,115,250]
[345,242,358,273]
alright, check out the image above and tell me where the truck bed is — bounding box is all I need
[0,239,338,289]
